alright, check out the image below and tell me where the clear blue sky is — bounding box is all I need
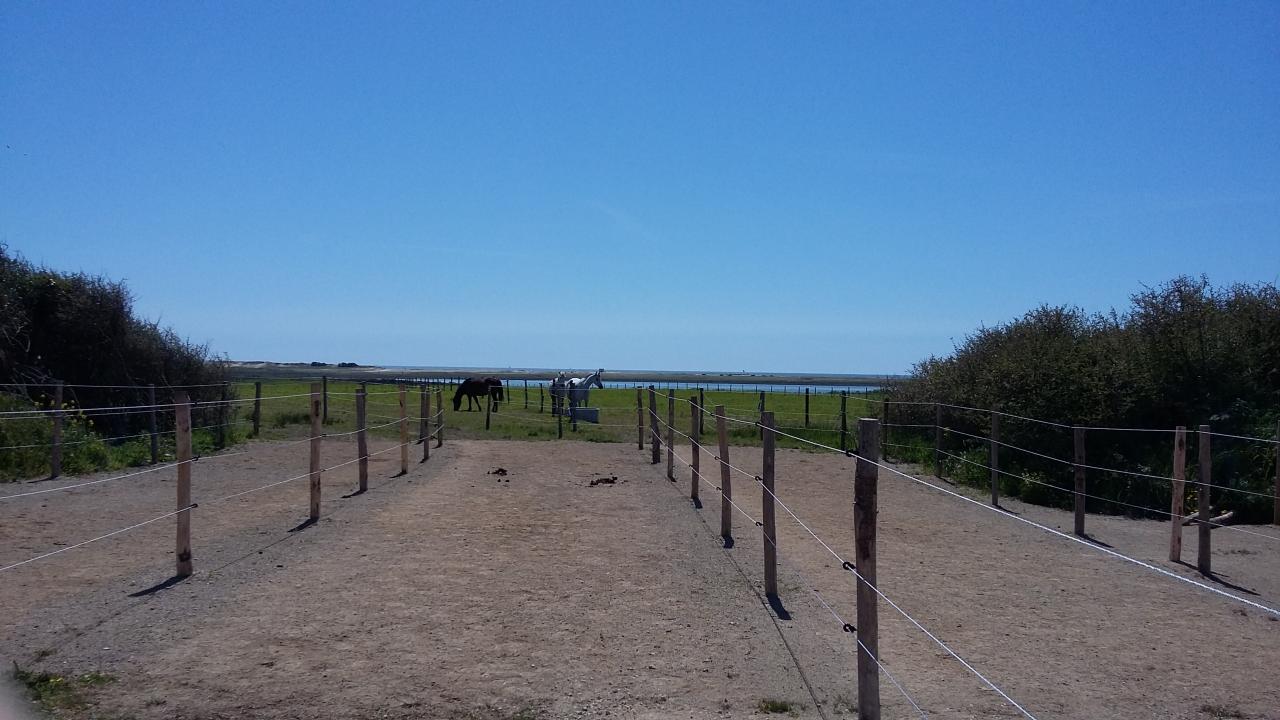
[3,2,1277,374]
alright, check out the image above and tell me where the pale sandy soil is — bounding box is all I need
[1,438,1277,720]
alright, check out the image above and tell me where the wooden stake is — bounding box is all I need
[761,411,777,597]
[716,405,732,541]
[666,391,675,481]
[419,385,428,444]
[50,381,63,479]
[855,417,881,720]
[1074,427,1087,537]
[690,395,700,502]
[485,386,492,431]
[1169,425,1186,562]
[840,392,848,454]
[422,389,431,463]
[1198,425,1212,575]
[880,397,889,461]
[322,375,329,424]
[648,386,661,464]
[148,384,159,464]
[804,388,810,429]
[698,387,705,436]
[758,391,765,440]
[356,385,368,492]
[539,385,544,414]
[436,390,444,448]
[399,384,408,475]
[990,412,1000,506]
[1273,421,1279,526]
[636,387,644,449]
[524,379,528,410]
[174,391,193,577]
[252,381,262,438]
[309,383,323,520]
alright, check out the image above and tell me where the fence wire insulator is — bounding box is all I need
[842,623,857,634]
[842,561,857,572]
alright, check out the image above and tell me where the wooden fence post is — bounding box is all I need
[840,392,848,455]
[309,383,322,521]
[855,417,881,720]
[398,385,409,475]
[1073,427,1087,537]
[216,381,229,449]
[666,391,675,480]
[436,389,444,448]
[419,386,428,444]
[1198,425,1212,575]
[648,386,661,464]
[698,387,705,436]
[485,387,492,431]
[174,391,194,577]
[761,411,777,597]
[804,388,810,429]
[322,375,329,425]
[50,381,63,479]
[570,394,579,432]
[934,403,943,478]
[636,387,644,449]
[1169,425,1186,562]
[252,381,262,438]
[148,384,159,464]
[422,388,431,463]
[524,379,529,410]
[690,395,701,503]
[1273,420,1279,526]
[716,405,732,542]
[540,385,545,413]
[356,385,368,492]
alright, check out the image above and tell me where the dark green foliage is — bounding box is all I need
[1,244,231,479]
[890,277,1280,521]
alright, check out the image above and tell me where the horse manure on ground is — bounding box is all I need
[487,467,509,482]
[589,475,619,487]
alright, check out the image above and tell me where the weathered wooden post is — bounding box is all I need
[252,381,262,438]
[716,405,732,542]
[761,411,777,597]
[804,388,810,429]
[569,394,579,432]
[436,389,444,448]
[398,384,409,476]
[216,381,229,449]
[309,383,323,521]
[840,392,848,455]
[1198,425,1212,575]
[698,387,705,436]
[648,386,661,464]
[356,384,369,492]
[880,397,889,461]
[666,391,675,481]
[422,388,431,463]
[148,384,159,464]
[485,387,493,431]
[690,395,701,502]
[855,417,881,720]
[174,391,194,577]
[636,387,644,449]
[419,386,428,444]
[1169,425,1186,562]
[1073,427,1087,536]
[50,381,63,479]
[322,375,329,425]
[1273,421,1279,526]
[540,385,545,413]
[934,403,943,478]
[524,379,529,410]
[990,413,1000,506]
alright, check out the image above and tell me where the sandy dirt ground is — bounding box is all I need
[1,437,1278,720]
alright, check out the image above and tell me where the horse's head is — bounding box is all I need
[592,369,605,389]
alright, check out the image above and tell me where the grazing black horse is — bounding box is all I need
[453,377,504,411]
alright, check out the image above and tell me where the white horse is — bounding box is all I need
[550,369,604,416]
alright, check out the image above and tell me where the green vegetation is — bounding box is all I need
[11,662,115,714]
[756,698,802,715]
[889,276,1280,521]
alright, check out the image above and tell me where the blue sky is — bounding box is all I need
[2,2,1277,374]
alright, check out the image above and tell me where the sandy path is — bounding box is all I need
[2,438,1278,719]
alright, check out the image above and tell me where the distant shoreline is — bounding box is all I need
[227,361,900,387]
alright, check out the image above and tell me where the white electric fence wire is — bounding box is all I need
[0,505,195,573]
